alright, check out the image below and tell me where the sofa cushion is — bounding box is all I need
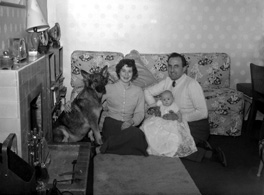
[70,51,124,89]
[204,88,244,136]
[125,50,158,88]
[140,53,169,82]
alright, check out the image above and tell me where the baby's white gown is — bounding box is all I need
[141,116,197,157]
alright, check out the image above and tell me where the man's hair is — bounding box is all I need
[167,52,187,67]
[116,59,138,81]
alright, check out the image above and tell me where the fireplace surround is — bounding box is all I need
[0,46,66,161]
[0,56,51,162]
[0,48,90,193]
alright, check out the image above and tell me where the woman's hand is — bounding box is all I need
[147,106,161,117]
[121,120,134,130]
[162,112,179,121]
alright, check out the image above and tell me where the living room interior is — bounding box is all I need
[1,0,264,194]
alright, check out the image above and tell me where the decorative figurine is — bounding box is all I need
[48,23,61,48]
[38,30,49,54]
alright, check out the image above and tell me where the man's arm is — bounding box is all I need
[144,79,167,105]
[184,81,208,121]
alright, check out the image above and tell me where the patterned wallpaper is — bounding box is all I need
[0,0,47,55]
[0,5,27,54]
[35,0,264,101]
[1,0,264,101]
[48,0,264,101]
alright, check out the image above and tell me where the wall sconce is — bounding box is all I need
[26,0,49,56]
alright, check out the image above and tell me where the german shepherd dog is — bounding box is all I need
[53,66,108,145]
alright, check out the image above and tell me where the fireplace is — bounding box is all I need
[27,84,47,166]
[29,88,42,133]
[0,56,52,162]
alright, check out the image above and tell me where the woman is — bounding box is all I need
[98,58,148,156]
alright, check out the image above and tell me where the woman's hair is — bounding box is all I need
[116,59,138,81]
[167,52,187,67]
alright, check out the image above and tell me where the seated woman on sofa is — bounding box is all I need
[97,58,148,156]
[64,58,148,156]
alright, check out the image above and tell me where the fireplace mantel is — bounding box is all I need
[0,55,52,161]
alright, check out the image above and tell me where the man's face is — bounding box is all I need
[168,57,187,81]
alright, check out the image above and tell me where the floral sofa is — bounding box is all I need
[70,50,244,136]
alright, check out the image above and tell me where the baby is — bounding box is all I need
[142,90,197,157]
[157,90,182,122]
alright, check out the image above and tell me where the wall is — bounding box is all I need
[48,0,264,101]
[0,0,47,55]
[0,5,27,54]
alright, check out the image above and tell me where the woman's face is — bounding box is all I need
[120,65,133,83]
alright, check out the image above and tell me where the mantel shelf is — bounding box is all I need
[0,2,26,8]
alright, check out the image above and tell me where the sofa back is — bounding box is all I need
[71,50,123,89]
[140,53,230,89]
[71,51,230,91]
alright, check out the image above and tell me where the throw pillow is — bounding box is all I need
[125,50,158,89]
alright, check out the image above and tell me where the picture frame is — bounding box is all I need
[0,0,26,8]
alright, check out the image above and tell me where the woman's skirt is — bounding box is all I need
[100,117,148,156]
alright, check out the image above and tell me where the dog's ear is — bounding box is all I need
[101,65,109,78]
[81,69,92,84]
[81,70,90,79]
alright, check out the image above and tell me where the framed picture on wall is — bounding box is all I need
[0,0,26,8]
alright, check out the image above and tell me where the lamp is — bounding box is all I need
[26,0,49,56]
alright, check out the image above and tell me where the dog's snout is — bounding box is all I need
[96,85,106,93]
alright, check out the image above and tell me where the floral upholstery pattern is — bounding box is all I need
[71,50,123,89]
[70,51,244,136]
[139,53,230,88]
[204,88,243,136]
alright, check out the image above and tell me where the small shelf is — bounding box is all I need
[0,2,26,8]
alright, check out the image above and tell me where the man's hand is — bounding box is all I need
[162,112,179,121]
[121,120,134,130]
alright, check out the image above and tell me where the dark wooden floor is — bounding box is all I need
[181,120,264,195]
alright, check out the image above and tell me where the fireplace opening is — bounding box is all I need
[27,84,47,167]
[30,93,42,133]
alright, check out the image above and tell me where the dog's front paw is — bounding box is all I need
[94,131,103,145]
[62,137,69,142]
[97,138,103,146]
[88,131,95,142]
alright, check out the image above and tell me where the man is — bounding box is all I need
[144,52,227,166]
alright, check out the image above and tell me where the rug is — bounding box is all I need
[93,154,201,195]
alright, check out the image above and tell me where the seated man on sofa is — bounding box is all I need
[144,52,227,167]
